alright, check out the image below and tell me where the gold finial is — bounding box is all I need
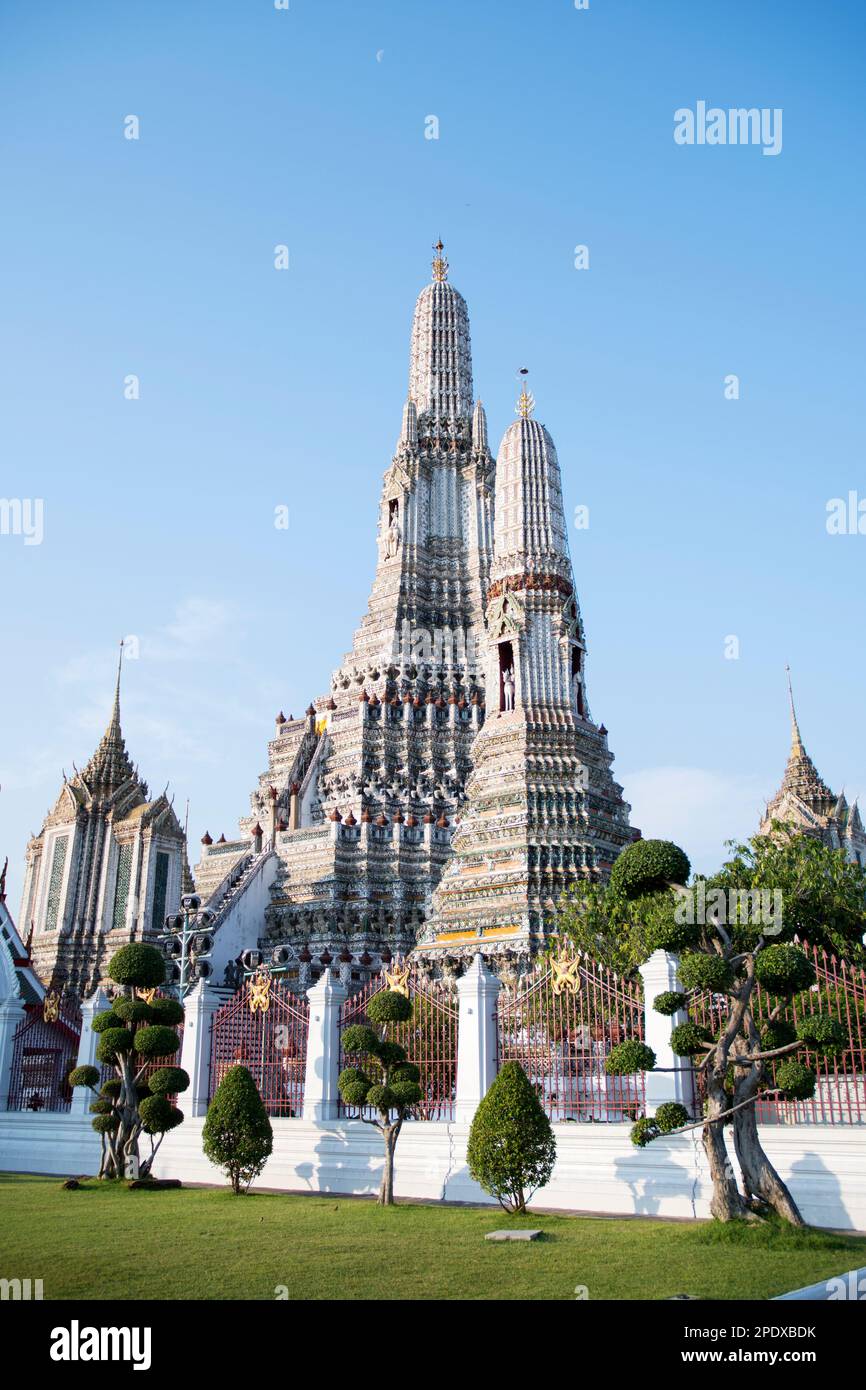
[516,367,535,419]
[431,238,448,283]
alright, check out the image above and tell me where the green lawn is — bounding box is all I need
[1,1173,863,1301]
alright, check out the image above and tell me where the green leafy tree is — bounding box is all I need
[587,838,860,1226]
[70,944,188,1180]
[337,990,422,1206]
[467,1062,556,1214]
[202,1064,273,1194]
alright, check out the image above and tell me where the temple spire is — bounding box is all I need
[408,239,473,421]
[80,642,135,794]
[431,238,448,283]
[786,664,804,755]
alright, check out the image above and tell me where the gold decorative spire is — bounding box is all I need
[516,367,535,419]
[431,238,448,283]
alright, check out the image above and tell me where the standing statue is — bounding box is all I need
[572,668,583,714]
[386,512,401,558]
[502,667,515,711]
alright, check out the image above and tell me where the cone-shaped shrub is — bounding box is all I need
[467,1062,556,1214]
[203,1065,273,1194]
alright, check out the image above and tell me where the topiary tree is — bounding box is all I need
[590,837,858,1226]
[467,1061,556,1214]
[202,1064,273,1194]
[337,989,422,1206]
[70,944,188,1180]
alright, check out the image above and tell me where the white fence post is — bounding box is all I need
[455,954,501,1125]
[303,973,348,1122]
[0,995,28,1112]
[70,987,110,1117]
[639,950,691,1114]
[181,980,222,1117]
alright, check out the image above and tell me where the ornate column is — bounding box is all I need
[70,986,110,1117]
[180,980,223,1117]
[303,972,348,1122]
[0,995,27,1111]
[455,954,501,1124]
[639,950,691,1113]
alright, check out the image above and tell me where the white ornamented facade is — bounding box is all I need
[193,247,634,989]
[18,656,188,998]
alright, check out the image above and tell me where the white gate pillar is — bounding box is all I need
[303,972,348,1122]
[181,980,223,1117]
[455,954,502,1125]
[70,987,110,1117]
[0,995,28,1111]
[638,950,690,1114]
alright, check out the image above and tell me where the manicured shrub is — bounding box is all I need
[107,943,166,988]
[654,1102,689,1133]
[795,1015,846,1055]
[754,944,816,997]
[147,1067,190,1096]
[670,1021,712,1057]
[467,1062,556,1213]
[678,952,733,993]
[340,1025,378,1054]
[138,1095,176,1134]
[367,991,412,1026]
[133,1025,179,1058]
[112,997,153,1024]
[609,839,691,899]
[643,910,703,954]
[604,1040,656,1075]
[653,991,686,1017]
[91,1011,125,1034]
[630,1116,660,1148]
[202,1065,273,1195]
[338,1067,371,1106]
[96,1028,134,1062]
[147,996,184,1026]
[775,1059,816,1101]
[92,1113,119,1134]
[760,1019,796,1052]
[69,1065,100,1089]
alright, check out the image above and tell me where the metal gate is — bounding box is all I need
[496,951,645,1122]
[8,996,81,1113]
[337,960,458,1121]
[209,970,309,1116]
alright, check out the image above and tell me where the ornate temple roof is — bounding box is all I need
[80,646,135,796]
[774,667,836,814]
[491,387,571,586]
[407,241,474,421]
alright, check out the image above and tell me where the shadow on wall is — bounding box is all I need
[788,1150,849,1230]
[612,1137,702,1219]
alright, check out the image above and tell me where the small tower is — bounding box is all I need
[18,646,187,998]
[421,378,633,960]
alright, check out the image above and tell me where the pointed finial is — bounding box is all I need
[785,664,804,752]
[431,238,448,283]
[516,367,535,419]
[113,639,124,718]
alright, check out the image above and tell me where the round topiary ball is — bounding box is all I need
[376,1040,408,1068]
[133,1025,180,1058]
[754,944,816,997]
[678,952,734,993]
[91,1011,125,1034]
[69,1065,100,1089]
[365,1083,396,1112]
[96,1027,135,1062]
[609,839,691,900]
[795,1015,847,1055]
[775,1058,816,1101]
[630,1116,660,1148]
[654,1101,689,1134]
[107,943,167,989]
[367,990,412,1026]
[390,1061,421,1084]
[337,1067,371,1107]
[670,1021,712,1057]
[604,1040,656,1075]
[340,1024,379,1055]
[390,1079,422,1107]
[138,1094,175,1134]
[147,996,184,1027]
[147,1066,190,1096]
[92,1113,119,1134]
[760,1019,797,1052]
[112,996,153,1024]
[653,991,687,1017]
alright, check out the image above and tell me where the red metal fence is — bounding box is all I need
[337,962,458,1121]
[209,971,308,1116]
[496,952,645,1122]
[8,999,81,1113]
[690,939,866,1125]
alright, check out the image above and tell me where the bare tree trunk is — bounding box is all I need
[703,1077,750,1221]
[379,1124,398,1206]
[732,1032,805,1227]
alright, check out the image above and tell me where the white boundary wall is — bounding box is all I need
[1,952,864,1230]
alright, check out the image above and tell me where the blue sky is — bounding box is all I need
[2,0,865,909]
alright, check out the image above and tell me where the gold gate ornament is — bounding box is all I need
[42,990,60,1023]
[551,951,581,997]
[248,970,272,1014]
[383,959,411,998]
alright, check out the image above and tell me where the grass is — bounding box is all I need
[1,1173,864,1301]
